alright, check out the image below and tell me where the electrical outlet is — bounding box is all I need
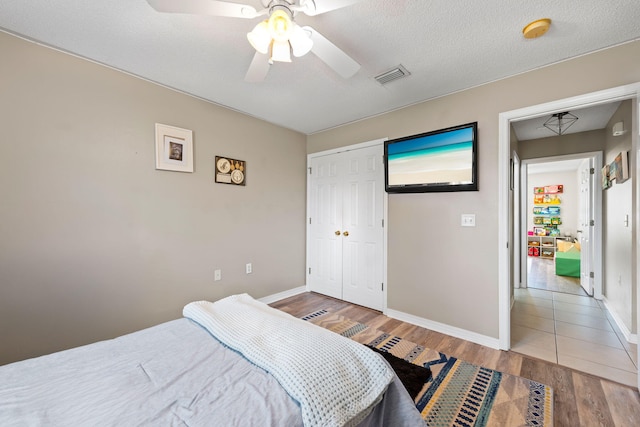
[246,263,252,274]
[214,269,221,281]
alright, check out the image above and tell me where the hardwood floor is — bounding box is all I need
[527,256,587,296]
[271,292,640,427]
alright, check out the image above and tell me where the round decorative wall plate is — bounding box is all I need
[231,169,245,184]
[216,157,231,174]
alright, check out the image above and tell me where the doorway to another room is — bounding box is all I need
[522,157,594,298]
[504,98,638,388]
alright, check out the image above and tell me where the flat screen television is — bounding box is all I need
[385,122,478,193]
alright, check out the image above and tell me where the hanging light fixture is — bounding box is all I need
[543,111,578,135]
[247,5,313,64]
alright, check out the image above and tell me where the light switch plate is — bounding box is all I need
[461,214,476,227]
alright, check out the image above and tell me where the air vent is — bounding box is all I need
[374,65,410,85]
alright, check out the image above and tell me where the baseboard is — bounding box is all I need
[386,308,501,350]
[601,297,638,344]
[259,286,307,305]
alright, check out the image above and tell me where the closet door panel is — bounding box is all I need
[308,154,343,299]
[342,146,384,310]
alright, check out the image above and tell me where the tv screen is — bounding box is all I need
[385,122,478,193]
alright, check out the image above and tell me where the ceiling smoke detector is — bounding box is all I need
[374,65,411,85]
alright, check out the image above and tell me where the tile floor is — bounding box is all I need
[511,287,638,388]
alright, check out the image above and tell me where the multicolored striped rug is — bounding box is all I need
[302,309,553,427]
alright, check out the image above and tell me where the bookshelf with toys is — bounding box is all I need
[527,184,568,258]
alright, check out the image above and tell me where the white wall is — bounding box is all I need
[603,100,635,334]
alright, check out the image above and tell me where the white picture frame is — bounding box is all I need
[155,123,193,173]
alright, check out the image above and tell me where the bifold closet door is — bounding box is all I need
[308,151,344,300]
[308,145,384,311]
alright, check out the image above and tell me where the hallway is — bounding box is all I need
[511,287,637,388]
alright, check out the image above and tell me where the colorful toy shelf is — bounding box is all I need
[527,235,570,258]
[529,184,564,256]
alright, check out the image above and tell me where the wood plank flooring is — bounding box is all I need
[271,292,640,427]
[527,256,587,296]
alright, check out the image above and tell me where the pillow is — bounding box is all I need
[557,240,580,252]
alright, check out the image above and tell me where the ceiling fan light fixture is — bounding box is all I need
[267,9,293,42]
[271,39,292,63]
[247,20,271,54]
[290,24,313,57]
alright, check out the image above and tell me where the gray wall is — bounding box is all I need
[518,129,606,161]
[603,100,635,333]
[308,40,640,340]
[0,32,307,365]
[2,32,640,365]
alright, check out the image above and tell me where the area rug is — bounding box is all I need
[301,309,553,427]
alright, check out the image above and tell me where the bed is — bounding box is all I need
[0,294,425,426]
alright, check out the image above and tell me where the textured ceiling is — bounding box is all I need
[1,0,639,134]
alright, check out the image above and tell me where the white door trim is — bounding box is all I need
[520,163,529,289]
[306,138,389,313]
[636,94,640,390]
[498,82,640,351]
[512,151,521,291]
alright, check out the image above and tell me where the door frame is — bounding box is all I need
[518,152,603,297]
[498,82,640,353]
[306,138,389,313]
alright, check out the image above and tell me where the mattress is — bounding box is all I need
[555,250,580,277]
[0,317,425,426]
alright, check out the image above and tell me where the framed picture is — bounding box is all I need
[155,123,193,172]
[215,156,246,186]
[601,164,611,190]
[613,151,629,184]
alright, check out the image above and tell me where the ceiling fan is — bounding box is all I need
[146,0,364,82]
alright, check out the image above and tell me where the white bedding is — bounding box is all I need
[0,297,425,427]
[0,318,303,426]
[184,294,394,427]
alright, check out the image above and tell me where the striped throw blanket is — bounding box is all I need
[183,294,394,427]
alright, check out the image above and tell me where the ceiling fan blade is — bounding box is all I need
[245,52,271,82]
[301,0,365,16]
[303,26,360,79]
[147,0,259,19]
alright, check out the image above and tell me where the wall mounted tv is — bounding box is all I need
[385,122,478,193]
